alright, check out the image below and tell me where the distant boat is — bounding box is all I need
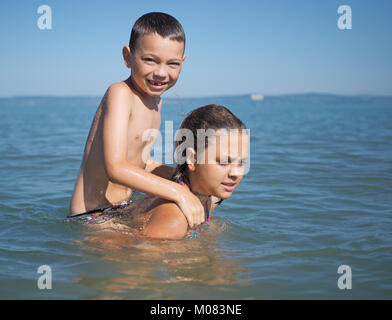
[251,94,264,101]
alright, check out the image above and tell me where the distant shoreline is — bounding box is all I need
[1,93,392,107]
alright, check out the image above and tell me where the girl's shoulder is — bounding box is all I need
[142,199,188,239]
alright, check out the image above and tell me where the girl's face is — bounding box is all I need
[188,130,249,199]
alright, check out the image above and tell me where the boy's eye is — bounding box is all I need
[143,58,155,63]
[168,62,181,68]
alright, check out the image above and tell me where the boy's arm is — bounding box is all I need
[145,159,175,180]
[102,85,204,228]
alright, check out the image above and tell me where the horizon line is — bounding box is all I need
[1,92,392,100]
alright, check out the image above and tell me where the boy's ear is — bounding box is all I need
[182,54,186,63]
[122,45,132,68]
[186,147,196,171]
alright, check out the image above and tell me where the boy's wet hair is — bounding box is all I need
[172,105,247,205]
[129,12,185,52]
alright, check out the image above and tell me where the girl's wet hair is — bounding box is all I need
[129,12,185,52]
[172,104,247,204]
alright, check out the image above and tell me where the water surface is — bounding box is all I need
[0,94,391,299]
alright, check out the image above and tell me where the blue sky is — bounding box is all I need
[0,0,391,97]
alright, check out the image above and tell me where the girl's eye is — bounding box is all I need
[240,159,248,166]
[217,159,229,166]
[219,159,247,167]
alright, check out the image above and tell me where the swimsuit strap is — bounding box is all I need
[206,196,211,222]
[67,199,132,218]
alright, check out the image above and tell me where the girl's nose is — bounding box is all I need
[228,163,243,178]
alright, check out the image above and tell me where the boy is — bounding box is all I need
[69,12,204,228]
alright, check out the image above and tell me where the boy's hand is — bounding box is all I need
[176,189,205,228]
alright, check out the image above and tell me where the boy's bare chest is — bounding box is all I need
[127,108,161,147]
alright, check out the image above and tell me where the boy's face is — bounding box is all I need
[124,33,186,97]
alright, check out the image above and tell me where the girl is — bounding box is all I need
[141,104,249,239]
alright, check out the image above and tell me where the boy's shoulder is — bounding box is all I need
[105,81,162,110]
[106,81,134,101]
[101,81,138,114]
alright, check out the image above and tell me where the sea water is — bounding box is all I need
[0,94,391,299]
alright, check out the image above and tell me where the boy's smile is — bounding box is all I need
[123,33,186,97]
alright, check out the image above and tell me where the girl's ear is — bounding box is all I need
[122,45,132,68]
[186,148,196,171]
